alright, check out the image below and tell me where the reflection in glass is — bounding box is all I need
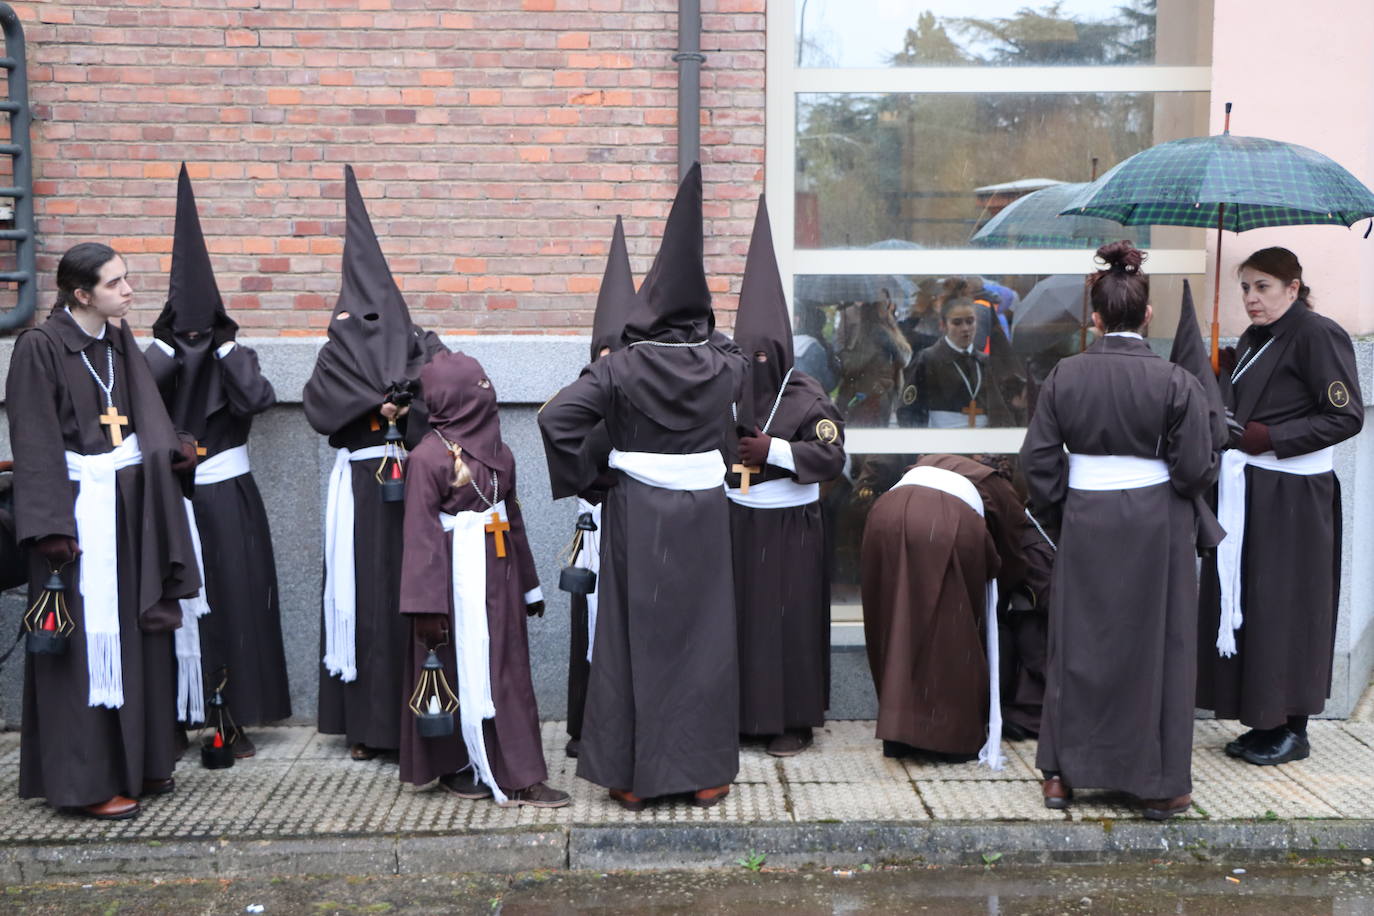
[795,91,1208,249]
[796,0,1212,69]
[794,272,1203,429]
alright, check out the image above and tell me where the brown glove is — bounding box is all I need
[413,614,448,649]
[526,599,545,619]
[1237,421,1273,455]
[737,428,772,468]
[170,439,199,474]
[33,535,79,566]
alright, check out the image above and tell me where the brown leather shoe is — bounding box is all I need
[350,743,379,761]
[141,777,175,797]
[1141,793,1192,821]
[438,771,493,800]
[233,731,257,759]
[80,795,140,820]
[1042,776,1072,810]
[496,781,571,809]
[692,784,732,808]
[766,730,813,758]
[609,788,647,812]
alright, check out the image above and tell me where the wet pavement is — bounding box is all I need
[6,862,1374,914]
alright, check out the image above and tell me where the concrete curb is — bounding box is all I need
[6,821,1374,882]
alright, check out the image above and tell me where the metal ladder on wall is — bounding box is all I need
[0,2,36,332]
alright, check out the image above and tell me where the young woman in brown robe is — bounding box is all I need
[398,351,567,807]
[1197,248,1364,766]
[7,243,201,819]
[1020,241,1216,820]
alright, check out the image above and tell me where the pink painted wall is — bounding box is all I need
[1209,0,1374,336]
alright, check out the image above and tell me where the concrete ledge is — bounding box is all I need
[9,821,1374,882]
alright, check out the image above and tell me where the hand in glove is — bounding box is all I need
[526,600,545,619]
[413,614,448,649]
[737,428,772,468]
[1237,421,1273,456]
[33,534,79,566]
[170,439,199,474]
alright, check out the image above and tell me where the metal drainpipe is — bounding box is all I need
[0,2,34,332]
[674,0,704,180]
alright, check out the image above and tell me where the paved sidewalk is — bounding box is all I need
[4,701,1374,881]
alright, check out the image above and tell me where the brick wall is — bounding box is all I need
[8,0,765,335]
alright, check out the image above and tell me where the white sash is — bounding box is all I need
[440,500,510,804]
[726,477,820,509]
[65,433,143,709]
[891,465,1004,770]
[321,444,388,682]
[1067,454,1170,491]
[195,443,250,485]
[575,497,602,665]
[1215,445,1334,657]
[607,448,725,491]
[929,409,989,429]
[176,497,211,723]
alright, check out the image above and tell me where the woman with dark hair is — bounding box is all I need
[1020,241,1218,820]
[1198,247,1363,766]
[898,280,1012,428]
[6,243,201,819]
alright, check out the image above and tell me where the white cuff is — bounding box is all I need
[523,587,544,605]
[215,341,237,358]
[153,338,175,356]
[767,437,796,473]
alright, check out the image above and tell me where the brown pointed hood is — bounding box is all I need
[590,215,635,361]
[733,194,793,432]
[622,162,712,345]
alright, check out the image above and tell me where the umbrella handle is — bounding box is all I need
[1210,203,1225,374]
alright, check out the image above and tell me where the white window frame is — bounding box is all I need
[765,0,1212,458]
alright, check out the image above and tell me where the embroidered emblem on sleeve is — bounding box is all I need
[1328,380,1351,408]
[815,418,840,444]
[901,384,917,406]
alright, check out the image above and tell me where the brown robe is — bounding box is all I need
[861,455,1024,755]
[1021,335,1216,799]
[398,441,545,790]
[146,342,290,726]
[1197,304,1364,727]
[1001,510,1055,736]
[725,372,845,736]
[7,311,200,807]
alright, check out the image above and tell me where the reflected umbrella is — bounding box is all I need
[794,239,921,306]
[972,182,1143,249]
[1010,274,1089,355]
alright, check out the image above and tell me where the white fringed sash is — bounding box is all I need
[726,477,820,509]
[65,434,143,709]
[440,500,510,804]
[891,465,1003,770]
[1215,446,1334,657]
[195,443,250,485]
[321,444,388,682]
[928,409,989,429]
[176,497,211,723]
[1067,454,1170,491]
[575,497,602,665]
[607,448,725,491]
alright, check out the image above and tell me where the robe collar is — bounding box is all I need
[1228,302,1309,423]
[52,308,124,354]
[1086,334,1154,357]
[943,336,975,356]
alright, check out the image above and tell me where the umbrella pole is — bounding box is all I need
[1210,202,1225,374]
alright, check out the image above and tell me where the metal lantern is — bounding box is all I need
[23,567,74,656]
[557,512,597,595]
[200,668,240,770]
[408,649,458,738]
[376,418,407,503]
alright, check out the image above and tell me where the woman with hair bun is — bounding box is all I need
[1197,247,1363,766]
[1020,241,1218,820]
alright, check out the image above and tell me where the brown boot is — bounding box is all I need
[609,788,646,812]
[80,795,140,820]
[496,782,571,809]
[1141,793,1192,821]
[1042,776,1072,810]
[692,784,731,808]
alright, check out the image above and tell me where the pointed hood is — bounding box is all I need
[622,162,713,345]
[151,164,236,437]
[420,350,513,479]
[302,166,440,432]
[590,215,635,361]
[1169,279,1226,420]
[733,195,794,432]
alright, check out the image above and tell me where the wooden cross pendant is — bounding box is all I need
[732,462,760,494]
[961,400,984,428]
[194,441,207,457]
[484,511,510,559]
[99,405,129,446]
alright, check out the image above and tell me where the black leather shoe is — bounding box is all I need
[1224,728,1263,759]
[1239,727,1310,766]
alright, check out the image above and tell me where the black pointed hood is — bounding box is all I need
[151,164,236,437]
[590,215,634,361]
[733,195,794,432]
[1169,279,1226,419]
[302,165,440,433]
[622,162,712,345]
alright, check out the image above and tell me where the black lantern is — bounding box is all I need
[408,649,458,738]
[557,512,598,595]
[200,668,240,769]
[23,566,74,656]
[377,418,407,503]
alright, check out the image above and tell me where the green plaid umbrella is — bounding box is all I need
[1060,110,1374,367]
[972,182,1144,249]
[1061,134,1374,230]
